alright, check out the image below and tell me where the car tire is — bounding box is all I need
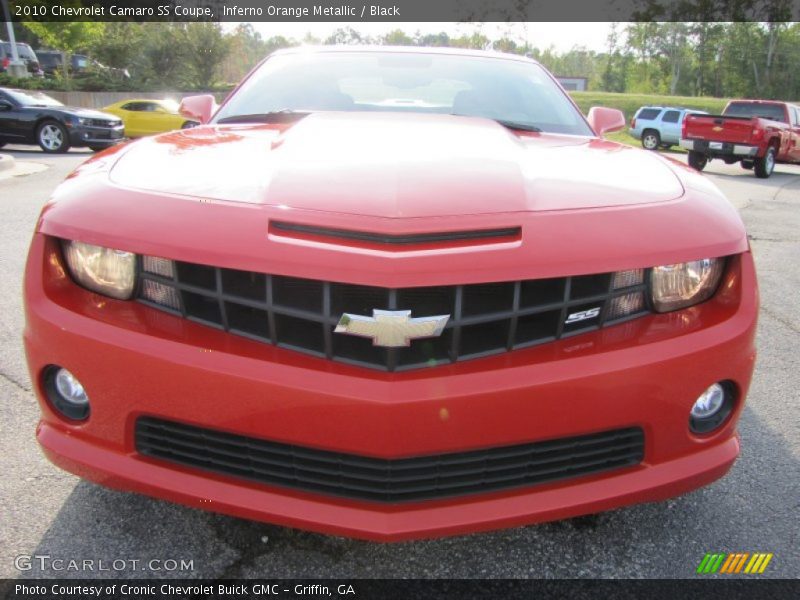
[37,121,70,153]
[754,146,776,179]
[688,151,708,171]
[641,130,661,151]
[741,160,754,170]
[181,121,198,129]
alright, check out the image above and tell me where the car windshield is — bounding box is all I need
[2,43,36,61]
[4,89,63,107]
[213,50,594,136]
[37,52,63,67]
[725,102,786,122]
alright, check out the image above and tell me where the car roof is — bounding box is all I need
[637,106,698,112]
[269,45,540,65]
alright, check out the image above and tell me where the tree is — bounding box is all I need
[90,23,143,72]
[416,32,450,47]
[382,29,415,46]
[325,27,364,45]
[184,23,231,90]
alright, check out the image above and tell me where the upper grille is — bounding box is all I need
[136,417,645,503]
[85,118,121,128]
[136,259,650,371]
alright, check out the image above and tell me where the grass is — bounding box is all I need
[568,91,730,152]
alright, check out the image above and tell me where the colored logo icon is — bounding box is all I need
[697,552,774,574]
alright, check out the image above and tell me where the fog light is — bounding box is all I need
[690,382,734,434]
[691,383,725,418]
[44,366,90,421]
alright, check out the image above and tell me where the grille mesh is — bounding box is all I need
[136,259,650,371]
[136,417,645,503]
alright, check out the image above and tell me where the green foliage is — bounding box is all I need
[22,22,105,54]
[184,23,231,89]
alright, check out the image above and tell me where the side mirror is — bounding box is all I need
[179,94,217,125]
[587,107,626,136]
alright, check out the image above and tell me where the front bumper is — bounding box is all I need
[680,139,759,158]
[24,235,758,540]
[68,124,125,148]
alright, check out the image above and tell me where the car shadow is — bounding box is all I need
[0,146,93,156]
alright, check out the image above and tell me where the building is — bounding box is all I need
[556,76,588,92]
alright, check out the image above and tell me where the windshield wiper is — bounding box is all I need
[216,110,311,125]
[493,119,542,132]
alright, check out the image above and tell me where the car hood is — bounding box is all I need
[43,111,747,286]
[56,106,120,121]
[107,112,685,216]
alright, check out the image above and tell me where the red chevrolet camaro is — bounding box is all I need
[23,47,758,541]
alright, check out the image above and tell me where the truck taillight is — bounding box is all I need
[681,120,687,139]
[631,117,636,128]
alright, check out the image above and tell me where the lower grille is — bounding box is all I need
[135,417,645,504]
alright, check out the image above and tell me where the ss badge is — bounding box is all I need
[565,307,601,324]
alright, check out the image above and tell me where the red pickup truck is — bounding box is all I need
[681,100,800,178]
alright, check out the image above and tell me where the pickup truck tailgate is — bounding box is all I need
[683,115,754,144]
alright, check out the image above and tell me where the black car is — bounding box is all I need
[0,88,125,153]
[0,42,44,77]
[35,50,65,77]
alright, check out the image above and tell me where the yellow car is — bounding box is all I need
[101,98,197,137]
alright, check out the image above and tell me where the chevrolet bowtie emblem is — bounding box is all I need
[334,309,450,347]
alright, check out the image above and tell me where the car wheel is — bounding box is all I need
[687,151,708,171]
[181,121,198,129]
[741,160,754,170]
[641,130,660,151]
[754,146,776,179]
[37,121,70,153]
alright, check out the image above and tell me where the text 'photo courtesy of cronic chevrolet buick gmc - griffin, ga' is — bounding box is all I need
[22,46,758,541]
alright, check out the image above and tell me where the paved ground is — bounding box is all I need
[0,145,797,580]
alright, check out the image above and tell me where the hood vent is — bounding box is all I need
[270,221,521,247]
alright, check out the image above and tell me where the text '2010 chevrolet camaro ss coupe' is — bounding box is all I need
[23,47,758,541]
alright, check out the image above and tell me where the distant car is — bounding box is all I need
[0,42,44,77]
[102,99,196,137]
[681,100,800,178]
[35,51,130,81]
[0,87,124,153]
[35,50,64,77]
[629,106,707,150]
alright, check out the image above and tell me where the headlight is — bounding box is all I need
[650,258,724,312]
[75,117,89,126]
[62,241,136,300]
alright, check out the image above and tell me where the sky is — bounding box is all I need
[240,22,614,53]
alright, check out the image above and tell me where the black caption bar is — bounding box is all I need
[1,579,799,600]
[6,0,800,22]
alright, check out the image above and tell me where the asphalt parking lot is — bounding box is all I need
[0,145,798,579]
